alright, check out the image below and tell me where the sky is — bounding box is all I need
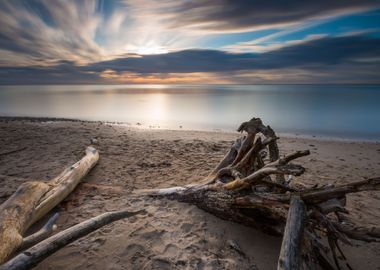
[0,0,380,84]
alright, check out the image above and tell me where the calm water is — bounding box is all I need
[0,84,379,140]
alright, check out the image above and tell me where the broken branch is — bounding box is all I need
[0,209,145,270]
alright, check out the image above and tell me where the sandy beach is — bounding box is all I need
[0,118,379,270]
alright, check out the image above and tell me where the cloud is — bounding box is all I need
[0,0,379,71]
[1,35,379,84]
[85,35,380,73]
[0,0,105,66]
[130,0,380,33]
[224,34,329,53]
[0,0,199,66]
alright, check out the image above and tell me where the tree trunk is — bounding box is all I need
[0,146,99,264]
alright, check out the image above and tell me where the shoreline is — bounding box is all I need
[1,115,379,143]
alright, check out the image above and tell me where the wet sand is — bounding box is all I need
[0,118,379,270]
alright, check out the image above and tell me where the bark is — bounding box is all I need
[0,146,99,264]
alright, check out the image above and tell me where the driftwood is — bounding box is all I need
[141,117,380,269]
[0,209,146,270]
[277,196,306,270]
[0,146,99,264]
[19,213,60,251]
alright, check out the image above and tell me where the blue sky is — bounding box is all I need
[0,0,379,84]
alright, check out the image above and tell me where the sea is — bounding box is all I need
[0,84,379,140]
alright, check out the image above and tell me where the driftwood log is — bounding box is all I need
[0,146,99,264]
[0,209,146,270]
[277,196,306,270]
[141,117,380,270]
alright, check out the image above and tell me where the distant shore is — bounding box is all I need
[0,118,379,269]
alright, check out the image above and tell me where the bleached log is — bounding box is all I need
[0,146,99,264]
[277,196,307,270]
[0,209,145,270]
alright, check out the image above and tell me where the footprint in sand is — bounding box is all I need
[180,223,193,233]
[121,243,147,264]
[91,237,106,250]
[146,257,172,270]
[163,243,179,258]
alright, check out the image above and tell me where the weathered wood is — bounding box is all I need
[277,196,307,270]
[301,177,380,204]
[140,117,380,269]
[237,118,283,183]
[19,213,60,251]
[0,209,145,270]
[231,133,256,166]
[0,146,99,264]
[208,137,243,178]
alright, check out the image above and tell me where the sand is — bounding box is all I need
[0,118,379,270]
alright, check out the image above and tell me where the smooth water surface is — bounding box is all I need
[0,84,379,140]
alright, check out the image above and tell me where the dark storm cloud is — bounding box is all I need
[161,0,380,31]
[1,35,380,84]
[0,61,101,84]
[87,35,380,73]
[85,50,259,73]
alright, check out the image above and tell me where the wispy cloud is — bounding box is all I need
[223,34,328,53]
[145,0,380,33]
[0,0,105,65]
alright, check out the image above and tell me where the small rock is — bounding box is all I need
[90,138,98,145]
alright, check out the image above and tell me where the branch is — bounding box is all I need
[234,136,277,173]
[0,209,146,270]
[301,177,380,204]
[278,150,311,165]
[19,213,60,251]
[231,133,255,166]
[224,164,306,190]
[334,222,380,243]
[208,137,243,178]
